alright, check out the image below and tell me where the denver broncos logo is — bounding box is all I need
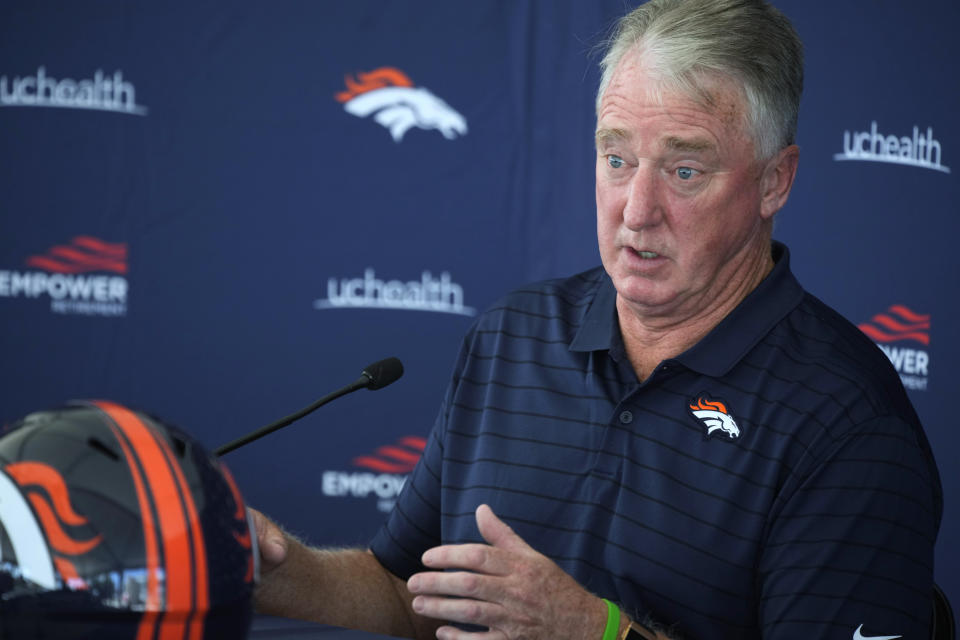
[335,66,468,142]
[688,395,741,440]
[0,461,102,590]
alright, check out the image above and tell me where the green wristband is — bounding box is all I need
[601,598,621,640]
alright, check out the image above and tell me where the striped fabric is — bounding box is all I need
[370,242,942,639]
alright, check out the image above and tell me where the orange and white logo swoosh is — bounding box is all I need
[1,461,103,589]
[688,395,741,440]
[335,66,467,143]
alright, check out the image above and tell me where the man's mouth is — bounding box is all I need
[636,251,659,259]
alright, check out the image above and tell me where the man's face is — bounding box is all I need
[595,57,776,321]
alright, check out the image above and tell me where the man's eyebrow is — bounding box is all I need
[595,128,629,148]
[663,136,715,153]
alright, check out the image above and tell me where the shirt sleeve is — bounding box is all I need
[758,415,942,639]
[369,328,474,579]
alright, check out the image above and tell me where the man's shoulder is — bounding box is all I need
[477,266,608,325]
[774,290,917,421]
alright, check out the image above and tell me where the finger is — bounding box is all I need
[249,507,287,568]
[408,569,495,601]
[410,594,505,629]
[475,504,530,553]
[421,543,511,575]
[434,624,507,640]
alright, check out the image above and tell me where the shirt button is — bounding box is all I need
[619,411,633,424]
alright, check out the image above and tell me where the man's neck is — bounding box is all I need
[616,245,774,382]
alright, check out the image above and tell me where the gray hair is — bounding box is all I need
[597,0,803,160]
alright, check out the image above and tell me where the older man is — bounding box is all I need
[254,1,942,638]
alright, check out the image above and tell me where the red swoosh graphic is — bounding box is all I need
[72,235,127,258]
[871,314,930,333]
[351,436,425,473]
[399,436,427,451]
[352,456,415,474]
[25,256,84,273]
[888,305,930,324]
[49,247,127,273]
[859,325,930,346]
[25,237,128,274]
[375,446,421,465]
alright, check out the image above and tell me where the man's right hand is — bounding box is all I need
[249,507,288,574]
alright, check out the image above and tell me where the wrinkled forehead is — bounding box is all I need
[599,48,752,140]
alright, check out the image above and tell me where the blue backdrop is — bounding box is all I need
[1,0,956,616]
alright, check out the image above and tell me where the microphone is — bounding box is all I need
[214,357,403,456]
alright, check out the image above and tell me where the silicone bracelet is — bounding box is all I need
[601,598,621,640]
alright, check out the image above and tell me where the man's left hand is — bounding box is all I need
[406,504,608,640]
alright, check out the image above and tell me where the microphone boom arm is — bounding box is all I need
[214,357,403,456]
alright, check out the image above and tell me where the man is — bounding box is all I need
[254,1,942,638]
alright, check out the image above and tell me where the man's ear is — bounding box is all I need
[759,144,799,220]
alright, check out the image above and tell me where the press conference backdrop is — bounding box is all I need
[1,0,956,615]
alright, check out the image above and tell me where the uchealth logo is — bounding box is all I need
[858,305,930,391]
[314,267,476,317]
[322,436,426,513]
[0,67,148,116]
[0,236,129,317]
[335,66,467,142]
[835,121,949,174]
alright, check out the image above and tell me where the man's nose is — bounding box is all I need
[622,166,664,230]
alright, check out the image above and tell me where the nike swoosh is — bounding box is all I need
[853,623,902,640]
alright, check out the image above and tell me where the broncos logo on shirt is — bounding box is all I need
[688,395,741,440]
[335,66,468,142]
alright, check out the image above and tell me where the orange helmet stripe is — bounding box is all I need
[93,401,205,640]
[101,417,162,638]
[154,428,209,640]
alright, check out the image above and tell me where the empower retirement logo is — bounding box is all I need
[858,304,930,391]
[0,236,129,317]
[321,436,426,513]
[314,268,476,317]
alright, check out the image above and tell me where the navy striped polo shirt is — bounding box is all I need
[370,242,942,639]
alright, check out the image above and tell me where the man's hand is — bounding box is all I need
[249,506,289,574]
[406,504,608,640]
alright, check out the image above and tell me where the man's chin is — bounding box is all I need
[613,280,681,317]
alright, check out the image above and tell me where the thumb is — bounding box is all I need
[249,507,288,571]
[476,504,531,552]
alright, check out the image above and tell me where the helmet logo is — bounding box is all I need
[1,461,102,589]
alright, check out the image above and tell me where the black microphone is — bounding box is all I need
[214,357,403,456]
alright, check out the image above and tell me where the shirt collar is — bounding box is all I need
[569,242,805,376]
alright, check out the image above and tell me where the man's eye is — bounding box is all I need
[606,155,624,169]
[676,167,695,180]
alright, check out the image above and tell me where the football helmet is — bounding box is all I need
[0,400,258,638]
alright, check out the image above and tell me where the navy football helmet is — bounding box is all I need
[0,401,258,638]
